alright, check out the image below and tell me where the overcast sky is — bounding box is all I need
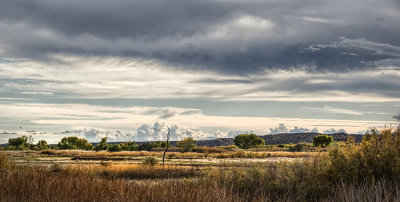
[0,0,399,143]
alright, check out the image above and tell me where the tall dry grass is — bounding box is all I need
[0,152,13,170]
[41,149,318,159]
[1,164,400,201]
[3,128,400,201]
[59,163,202,179]
[0,167,232,202]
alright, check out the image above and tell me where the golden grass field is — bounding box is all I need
[1,129,400,201]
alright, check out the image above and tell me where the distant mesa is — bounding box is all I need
[128,132,362,147]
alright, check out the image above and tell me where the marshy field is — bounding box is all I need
[1,129,400,201]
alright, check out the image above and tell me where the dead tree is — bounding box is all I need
[162,126,170,166]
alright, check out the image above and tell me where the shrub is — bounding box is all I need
[37,140,48,150]
[288,143,305,152]
[100,161,112,167]
[6,136,34,150]
[51,163,62,173]
[313,135,333,147]
[120,141,138,151]
[58,137,93,150]
[138,142,157,151]
[40,149,56,155]
[4,145,16,150]
[217,145,240,151]
[143,156,158,166]
[107,144,122,152]
[177,138,197,152]
[0,152,13,170]
[153,140,170,148]
[277,144,285,148]
[323,128,400,182]
[234,134,265,149]
[94,137,108,151]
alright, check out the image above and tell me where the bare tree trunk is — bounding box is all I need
[162,127,170,166]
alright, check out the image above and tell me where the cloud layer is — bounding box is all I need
[1,0,399,143]
[1,0,399,73]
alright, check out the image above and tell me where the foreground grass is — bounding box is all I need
[59,163,202,179]
[2,128,400,201]
[1,162,400,201]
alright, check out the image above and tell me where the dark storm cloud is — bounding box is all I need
[1,0,400,73]
[249,72,400,98]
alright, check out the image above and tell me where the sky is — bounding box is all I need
[0,0,399,143]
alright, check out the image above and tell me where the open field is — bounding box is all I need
[4,150,318,167]
[2,149,400,201]
[2,129,400,201]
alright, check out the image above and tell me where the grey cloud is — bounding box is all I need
[394,113,400,122]
[323,128,347,134]
[83,128,135,142]
[250,70,400,98]
[136,122,207,141]
[394,114,400,120]
[1,0,399,74]
[269,124,288,134]
[269,124,318,134]
[143,108,201,119]
[158,108,178,119]
[289,126,318,134]
[227,130,255,138]
[179,109,202,115]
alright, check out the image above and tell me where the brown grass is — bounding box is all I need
[58,163,202,179]
[0,167,232,202]
[1,164,400,202]
[41,149,319,159]
[0,152,13,170]
[3,129,400,201]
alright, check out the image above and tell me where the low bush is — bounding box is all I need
[193,146,225,153]
[324,128,400,183]
[288,143,306,152]
[143,156,158,166]
[107,144,123,152]
[217,145,240,151]
[138,142,158,151]
[100,161,112,167]
[313,135,333,147]
[177,138,197,152]
[0,152,13,170]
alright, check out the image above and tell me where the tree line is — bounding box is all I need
[1,134,333,152]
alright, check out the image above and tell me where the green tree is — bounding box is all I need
[8,136,28,147]
[234,134,265,149]
[289,143,305,152]
[138,142,157,151]
[107,144,122,152]
[120,141,137,151]
[6,136,31,150]
[154,140,170,148]
[37,140,48,150]
[58,137,93,150]
[312,135,333,147]
[177,137,197,152]
[95,137,109,151]
[143,156,158,166]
